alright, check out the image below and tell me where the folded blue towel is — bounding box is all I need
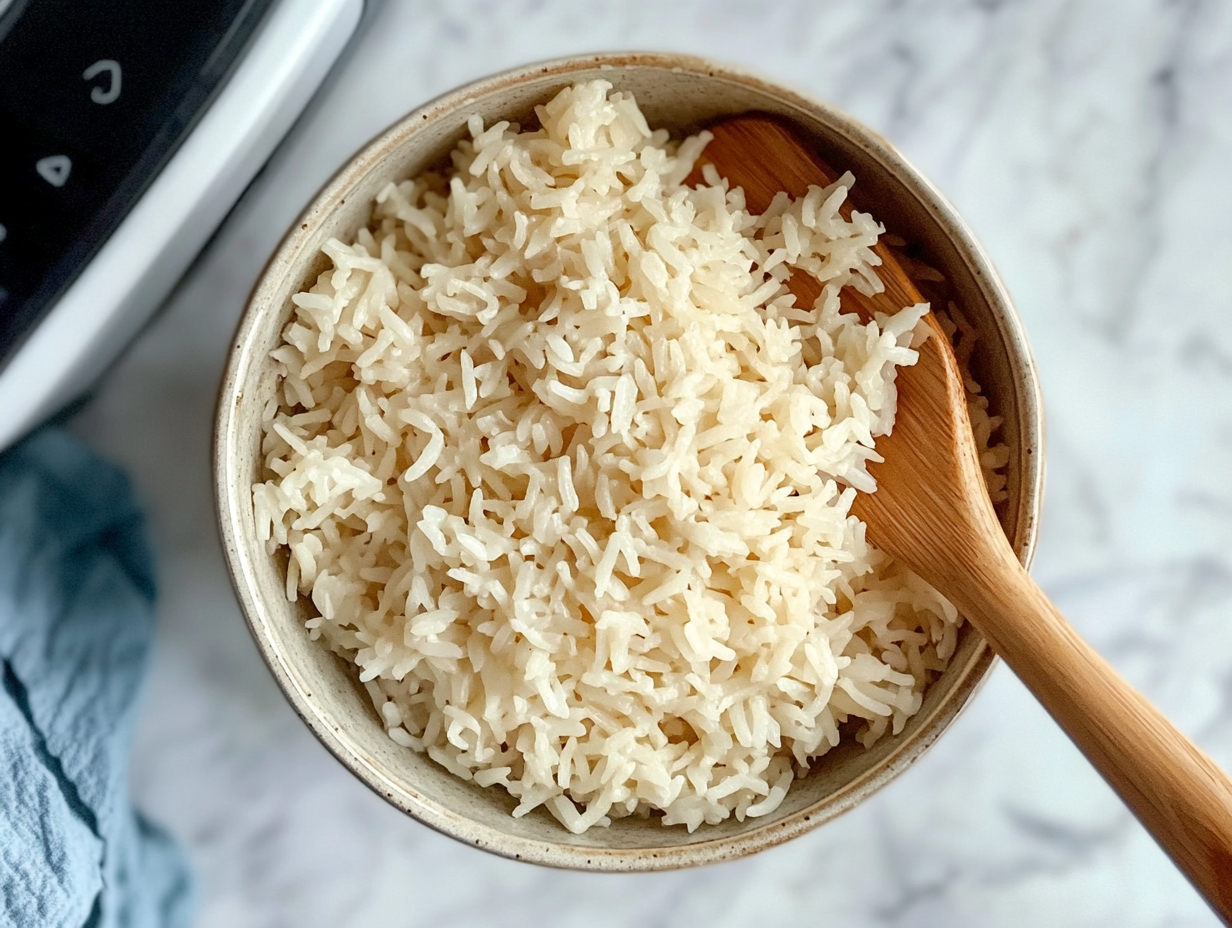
[0,429,193,928]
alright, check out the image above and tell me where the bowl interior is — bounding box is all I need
[216,54,1043,870]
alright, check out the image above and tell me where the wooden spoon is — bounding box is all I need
[689,115,1232,921]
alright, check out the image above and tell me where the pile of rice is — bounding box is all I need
[253,81,1004,834]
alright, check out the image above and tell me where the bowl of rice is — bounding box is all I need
[215,52,1044,869]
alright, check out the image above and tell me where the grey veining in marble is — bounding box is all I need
[71,0,1232,925]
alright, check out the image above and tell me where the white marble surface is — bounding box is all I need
[71,1,1232,925]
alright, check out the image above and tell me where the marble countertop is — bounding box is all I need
[71,1,1232,925]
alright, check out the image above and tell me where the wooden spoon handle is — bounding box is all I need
[957,542,1232,919]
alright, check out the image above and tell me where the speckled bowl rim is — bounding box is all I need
[215,52,1045,871]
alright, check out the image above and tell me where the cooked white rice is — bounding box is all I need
[253,81,1004,834]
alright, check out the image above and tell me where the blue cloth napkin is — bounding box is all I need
[0,429,193,928]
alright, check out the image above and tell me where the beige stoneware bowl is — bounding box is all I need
[215,52,1044,870]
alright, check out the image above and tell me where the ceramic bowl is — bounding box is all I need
[214,52,1044,870]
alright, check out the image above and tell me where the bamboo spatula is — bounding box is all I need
[689,115,1232,921]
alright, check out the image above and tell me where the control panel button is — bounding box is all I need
[35,155,72,188]
[0,2,255,164]
[82,59,122,105]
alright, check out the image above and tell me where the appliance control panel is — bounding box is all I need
[0,0,275,363]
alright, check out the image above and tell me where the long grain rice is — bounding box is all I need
[254,81,1006,833]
